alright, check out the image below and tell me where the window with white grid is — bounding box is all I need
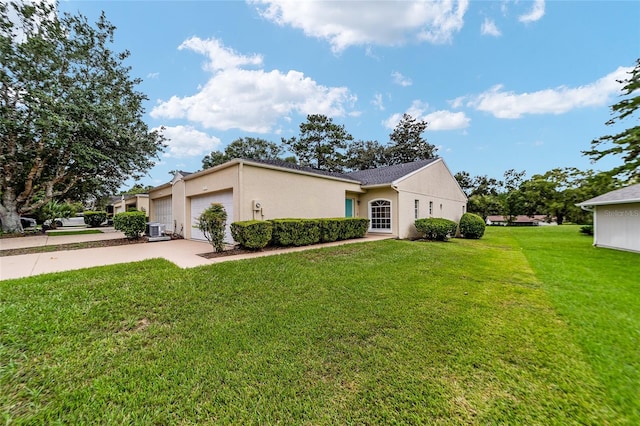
[369,199,391,232]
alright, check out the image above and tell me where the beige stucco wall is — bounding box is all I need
[594,203,640,253]
[113,195,149,216]
[240,163,363,221]
[391,160,467,239]
[358,188,399,236]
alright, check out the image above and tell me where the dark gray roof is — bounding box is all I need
[579,183,640,206]
[346,158,439,185]
[242,158,358,181]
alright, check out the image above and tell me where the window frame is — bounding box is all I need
[369,199,392,233]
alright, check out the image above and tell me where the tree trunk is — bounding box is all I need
[0,197,24,233]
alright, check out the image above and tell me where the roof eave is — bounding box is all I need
[239,159,361,184]
[578,198,640,207]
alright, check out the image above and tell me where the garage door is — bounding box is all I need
[154,197,173,232]
[190,191,234,243]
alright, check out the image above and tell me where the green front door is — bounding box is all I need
[345,198,353,217]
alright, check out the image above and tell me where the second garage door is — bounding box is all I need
[190,191,234,243]
[153,196,173,232]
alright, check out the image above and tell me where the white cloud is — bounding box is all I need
[519,0,545,23]
[179,37,263,72]
[157,125,222,158]
[150,37,356,133]
[461,66,631,119]
[424,110,471,130]
[251,0,469,53]
[372,93,385,111]
[481,18,501,37]
[383,100,470,131]
[392,71,413,87]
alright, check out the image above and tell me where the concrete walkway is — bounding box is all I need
[1,229,392,280]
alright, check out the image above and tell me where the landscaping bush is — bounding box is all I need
[270,219,321,247]
[196,203,227,252]
[579,225,594,236]
[343,217,370,239]
[113,211,146,239]
[320,218,369,242]
[459,213,486,239]
[37,200,77,229]
[415,217,458,241]
[231,220,273,250]
[83,211,107,227]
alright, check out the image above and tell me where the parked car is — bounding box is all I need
[0,216,37,231]
[21,217,37,228]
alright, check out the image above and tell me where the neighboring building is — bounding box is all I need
[111,193,149,215]
[486,215,556,226]
[577,183,640,253]
[148,158,467,242]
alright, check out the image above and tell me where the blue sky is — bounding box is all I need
[58,0,639,188]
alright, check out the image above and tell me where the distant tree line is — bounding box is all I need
[454,168,621,225]
[201,113,437,173]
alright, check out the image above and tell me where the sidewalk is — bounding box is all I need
[1,230,392,280]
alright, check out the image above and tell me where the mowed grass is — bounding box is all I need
[1,227,637,424]
[506,225,640,421]
[47,229,103,236]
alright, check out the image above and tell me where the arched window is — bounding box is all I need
[369,199,392,232]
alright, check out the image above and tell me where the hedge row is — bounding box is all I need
[83,211,107,227]
[231,217,369,250]
[415,213,486,241]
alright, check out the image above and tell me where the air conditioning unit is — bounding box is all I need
[146,222,166,238]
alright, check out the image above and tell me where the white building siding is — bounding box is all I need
[594,203,640,253]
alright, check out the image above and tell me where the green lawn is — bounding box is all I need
[1,226,638,424]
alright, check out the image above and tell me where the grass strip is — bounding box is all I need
[47,229,103,236]
[506,225,640,423]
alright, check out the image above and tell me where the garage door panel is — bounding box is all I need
[154,197,173,231]
[191,191,234,243]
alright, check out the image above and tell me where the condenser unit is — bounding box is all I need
[146,222,166,238]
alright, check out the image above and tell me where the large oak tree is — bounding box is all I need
[0,1,165,232]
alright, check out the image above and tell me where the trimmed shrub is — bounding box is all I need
[459,213,485,239]
[83,211,107,227]
[343,217,369,239]
[580,225,594,236]
[415,217,458,241]
[231,220,273,250]
[270,219,321,247]
[196,203,227,252]
[113,211,146,239]
[320,218,369,242]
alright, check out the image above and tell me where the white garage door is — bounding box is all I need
[154,197,173,232]
[190,191,234,243]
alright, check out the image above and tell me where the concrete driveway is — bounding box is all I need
[1,229,391,281]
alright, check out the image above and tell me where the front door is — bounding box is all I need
[345,198,354,217]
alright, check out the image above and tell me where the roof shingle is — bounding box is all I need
[579,183,640,206]
[345,159,438,185]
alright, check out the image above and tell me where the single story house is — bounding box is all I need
[486,214,556,226]
[577,183,640,253]
[111,193,149,215]
[148,158,468,242]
